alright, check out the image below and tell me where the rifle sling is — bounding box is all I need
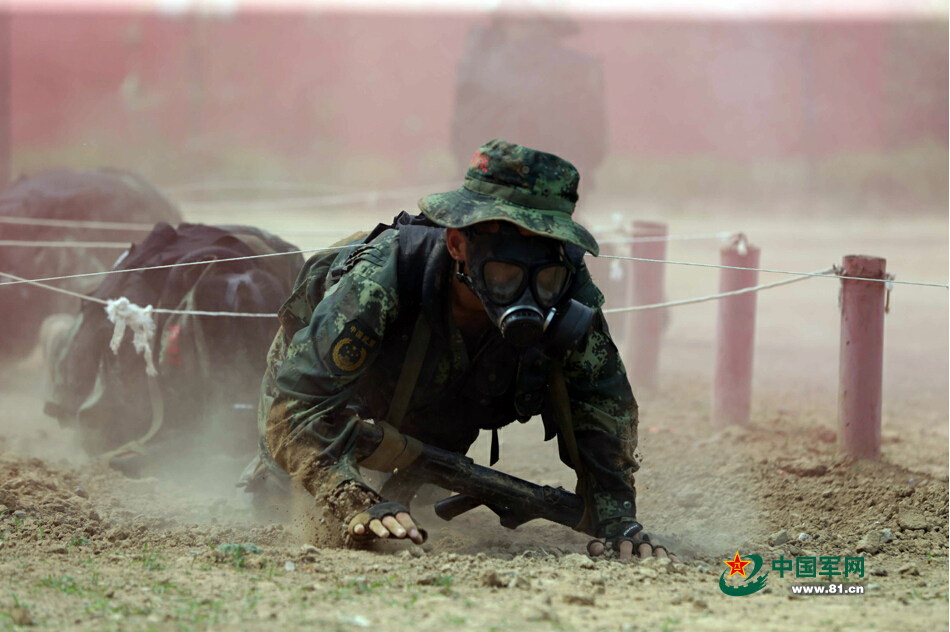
[549,362,584,476]
[549,362,592,531]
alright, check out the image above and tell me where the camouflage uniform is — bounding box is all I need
[254,140,640,539]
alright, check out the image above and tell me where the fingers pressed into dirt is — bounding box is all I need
[588,540,605,557]
[381,515,406,538]
[617,540,634,560]
[637,542,653,559]
[368,518,390,538]
[394,511,424,544]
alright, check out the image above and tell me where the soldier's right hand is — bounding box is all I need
[348,501,426,544]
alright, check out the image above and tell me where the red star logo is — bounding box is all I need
[723,551,752,578]
[470,151,489,173]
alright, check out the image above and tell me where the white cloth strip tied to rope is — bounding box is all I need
[106,298,158,377]
[603,266,838,314]
[0,270,280,317]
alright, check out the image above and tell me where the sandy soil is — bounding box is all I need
[0,200,946,631]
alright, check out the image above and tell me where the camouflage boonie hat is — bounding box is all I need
[419,139,599,255]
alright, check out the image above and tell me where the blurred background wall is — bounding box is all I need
[7,7,948,207]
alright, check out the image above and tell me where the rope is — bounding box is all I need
[0,216,155,230]
[0,270,279,316]
[0,216,357,237]
[165,180,355,195]
[0,239,131,249]
[0,218,721,242]
[1,236,946,291]
[0,244,360,289]
[179,181,458,212]
[597,231,733,245]
[596,254,949,289]
[602,267,836,313]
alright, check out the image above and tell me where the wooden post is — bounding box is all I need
[629,221,667,389]
[713,235,760,427]
[838,255,886,460]
[0,8,10,186]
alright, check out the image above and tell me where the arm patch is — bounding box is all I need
[329,319,380,374]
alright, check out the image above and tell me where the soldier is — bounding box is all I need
[44,222,303,481]
[450,11,607,200]
[0,168,182,361]
[245,140,671,561]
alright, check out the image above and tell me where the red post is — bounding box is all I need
[838,255,886,460]
[713,235,760,427]
[628,221,667,389]
[584,222,630,344]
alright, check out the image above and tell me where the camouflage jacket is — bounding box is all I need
[259,219,640,532]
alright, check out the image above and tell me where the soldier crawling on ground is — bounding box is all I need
[44,222,303,482]
[242,140,675,560]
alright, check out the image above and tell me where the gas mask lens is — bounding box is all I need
[534,264,569,308]
[482,261,569,307]
[456,223,578,348]
[483,261,526,304]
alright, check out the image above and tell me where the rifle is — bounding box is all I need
[356,421,592,536]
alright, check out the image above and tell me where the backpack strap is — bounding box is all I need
[386,311,431,429]
[95,373,165,467]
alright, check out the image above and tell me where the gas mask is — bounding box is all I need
[456,223,595,354]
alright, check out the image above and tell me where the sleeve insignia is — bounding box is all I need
[329,319,379,374]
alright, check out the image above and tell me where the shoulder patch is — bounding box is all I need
[328,319,380,374]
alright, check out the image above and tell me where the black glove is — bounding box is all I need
[587,522,670,558]
[347,501,428,543]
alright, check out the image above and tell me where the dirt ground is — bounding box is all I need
[0,197,947,631]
